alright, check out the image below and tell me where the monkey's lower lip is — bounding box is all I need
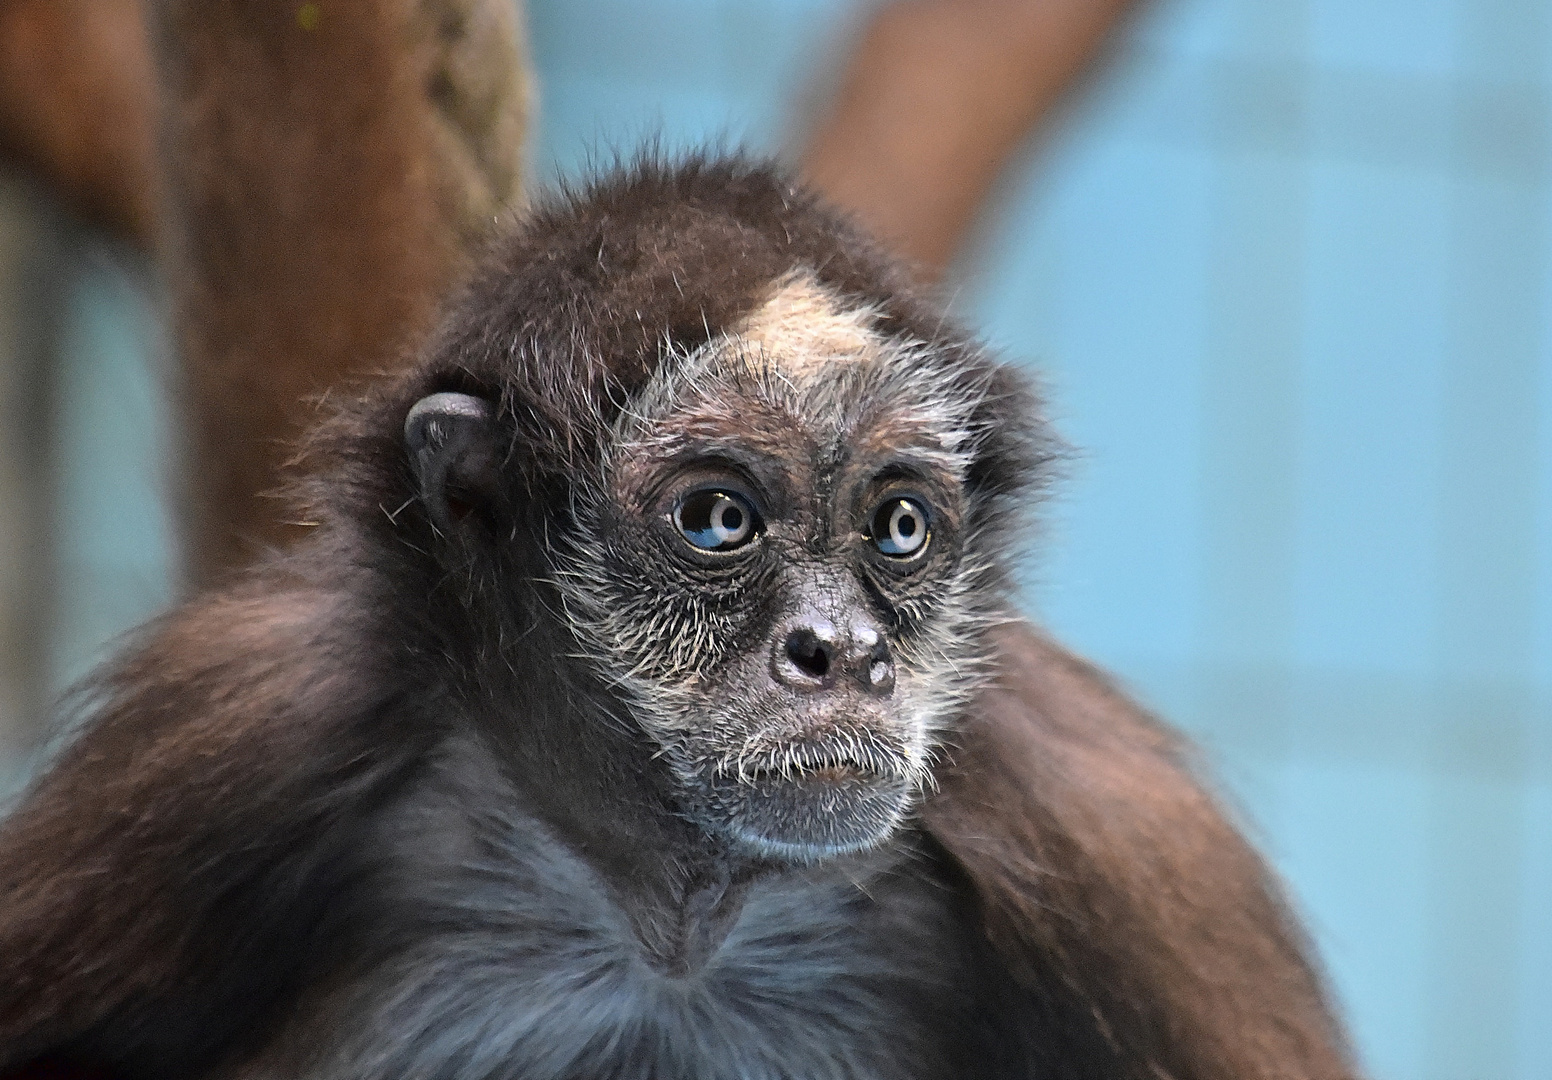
[707,762,916,861]
[743,758,877,785]
[804,764,864,782]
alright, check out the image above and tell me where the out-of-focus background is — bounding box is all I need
[0,0,1547,1077]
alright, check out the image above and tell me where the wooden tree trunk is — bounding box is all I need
[151,0,531,585]
[0,0,158,246]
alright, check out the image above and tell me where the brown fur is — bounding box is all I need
[0,156,1355,1080]
[928,622,1355,1079]
[0,577,426,1075]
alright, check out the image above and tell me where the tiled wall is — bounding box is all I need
[959,2,1552,1075]
[533,0,1552,1073]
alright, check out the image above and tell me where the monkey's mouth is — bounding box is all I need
[742,760,867,786]
[794,762,865,783]
[733,745,902,788]
[695,738,919,862]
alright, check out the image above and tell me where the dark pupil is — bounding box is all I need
[677,490,758,551]
[871,498,929,558]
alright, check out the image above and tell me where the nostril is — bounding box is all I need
[785,629,833,680]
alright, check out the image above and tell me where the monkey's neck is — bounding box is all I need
[559,788,767,977]
[499,690,768,977]
[621,850,765,978]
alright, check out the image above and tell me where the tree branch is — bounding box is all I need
[150,0,531,585]
[801,0,1140,280]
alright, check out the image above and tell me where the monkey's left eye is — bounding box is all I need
[867,497,931,557]
[673,490,762,552]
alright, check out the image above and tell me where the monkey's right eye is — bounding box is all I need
[673,490,762,552]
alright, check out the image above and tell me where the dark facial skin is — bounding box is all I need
[587,370,978,863]
[395,373,991,991]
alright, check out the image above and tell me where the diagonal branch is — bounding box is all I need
[801,0,1140,280]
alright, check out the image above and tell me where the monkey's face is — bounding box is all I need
[556,274,1015,862]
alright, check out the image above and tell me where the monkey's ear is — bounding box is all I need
[404,392,501,532]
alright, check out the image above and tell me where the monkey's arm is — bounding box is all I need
[925,620,1357,1080]
[0,581,427,1076]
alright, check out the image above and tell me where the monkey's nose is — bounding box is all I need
[783,627,836,682]
[773,621,894,694]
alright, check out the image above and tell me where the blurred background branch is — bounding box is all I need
[803,0,1138,279]
[0,0,1132,589]
[0,0,158,245]
[152,0,532,585]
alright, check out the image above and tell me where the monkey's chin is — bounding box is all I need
[707,773,917,864]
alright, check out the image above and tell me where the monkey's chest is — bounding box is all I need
[257,829,993,1080]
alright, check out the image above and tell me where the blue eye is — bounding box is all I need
[868,498,930,557]
[674,490,761,552]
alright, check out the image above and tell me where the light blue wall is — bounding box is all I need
[48,247,178,693]
[525,1,1550,1076]
[21,0,1550,1075]
[0,229,177,796]
[955,2,1552,1075]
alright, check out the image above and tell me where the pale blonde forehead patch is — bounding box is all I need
[729,271,885,378]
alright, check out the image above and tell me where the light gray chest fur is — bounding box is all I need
[224,764,987,1080]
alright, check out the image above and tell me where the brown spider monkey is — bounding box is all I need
[0,155,1354,1080]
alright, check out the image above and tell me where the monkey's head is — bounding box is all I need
[363,156,1052,863]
